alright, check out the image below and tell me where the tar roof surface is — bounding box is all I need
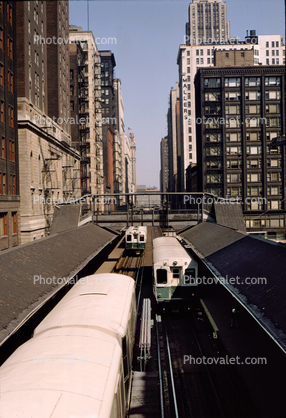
[0,224,116,344]
[180,222,286,352]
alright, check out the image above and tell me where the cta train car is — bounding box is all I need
[153,236,198,303]
[125,226,147,253]
[0,273,136,418]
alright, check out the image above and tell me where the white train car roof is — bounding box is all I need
[34,273,135,340]
[125,225,147,234]
[0,327,122,417]
[153,236,191,265]
[153,236,179,248]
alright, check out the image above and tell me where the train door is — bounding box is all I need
[170,267,181,286]
[133,232,138,248]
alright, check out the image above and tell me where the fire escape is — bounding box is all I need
[78,56,90,196]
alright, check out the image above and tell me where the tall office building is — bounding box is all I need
[99,50,116,199]
[195,55,285,239]
[69,27,104,207]
[0,1,20,250]
[160,136,169,193]
[113,78,124,206]
[176,30,285,191]
[185,0,230,46]
[16,1,80,243]
[129,131,136,193]
[69,39,90,198]
[167,84,180,193]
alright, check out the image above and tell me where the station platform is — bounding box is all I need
[129,372,160,418]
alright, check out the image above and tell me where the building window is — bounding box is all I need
[266,41,269,48]
[0,63,3,86]
[1,137,5,158]
[0,28,3,49]
[8,71,13,93]
[1,100,4,123]
[2,172,6,194]
[225,78,240,87]
[0,213,8,236]
[8,106,14,127]
[245,77,260,86]
[7,3,12,25]
[0,2,3,14]
[70,69,73,81]
[7,37,13,60]
[266,59,269,65]
[12,212,17,234]
[205,78,221,87]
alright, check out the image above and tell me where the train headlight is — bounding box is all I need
[173,261,178,266]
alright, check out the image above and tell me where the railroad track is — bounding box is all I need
[115,252,143,278]
[156,305,225,418]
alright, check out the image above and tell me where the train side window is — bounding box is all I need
[139,234,145,242]
[184,268,196,284]
[157,269,167,284]
[126,235,132,242]
[122,336,128,379]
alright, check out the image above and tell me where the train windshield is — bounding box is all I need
[139,235,145,242]
[126,235,132,242]
[157,269,167,284]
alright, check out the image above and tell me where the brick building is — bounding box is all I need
[0,1,20,250]
[69,27,104,208]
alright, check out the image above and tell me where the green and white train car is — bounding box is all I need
[125,226,147,253]
[153,236,198,303]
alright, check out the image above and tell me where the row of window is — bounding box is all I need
[1,137,15,160]
[206,132,281,145]
[246,218,284,229]
[205,117,281,129]
[0,212,17,236]
[266,41,280,48]
[207,89,281,103]
[205,76,281,88]
[0,173,16,195]
[0,31,13,60]
[0,65,13,93]
[0,2,13,26]
[0,102,14,126]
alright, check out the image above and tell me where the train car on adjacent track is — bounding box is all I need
[0,273,136,418]
[153,236,198,303]
[125,226,147,254]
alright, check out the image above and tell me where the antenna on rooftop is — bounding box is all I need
[87,0,89,31]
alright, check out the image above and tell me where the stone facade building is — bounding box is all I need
[16,1,80,243]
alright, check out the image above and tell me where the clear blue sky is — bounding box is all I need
[69,0,285,188]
